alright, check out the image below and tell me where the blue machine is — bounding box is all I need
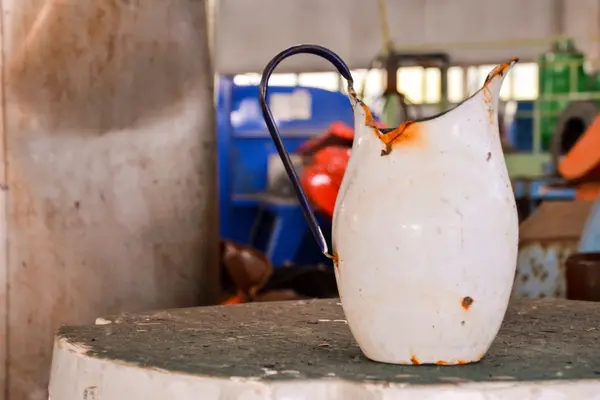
[217,77,355,267]
[506,100,534,152]
[512,177,576,217]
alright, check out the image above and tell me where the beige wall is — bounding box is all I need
[214,0,600,74]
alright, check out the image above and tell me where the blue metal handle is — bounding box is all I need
[258,44,355,256]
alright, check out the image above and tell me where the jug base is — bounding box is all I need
[363,352,485,366]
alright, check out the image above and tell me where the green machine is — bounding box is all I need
[538,38,588,152]
[506,38,600,178]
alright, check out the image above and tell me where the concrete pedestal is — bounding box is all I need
[49,298,600,399]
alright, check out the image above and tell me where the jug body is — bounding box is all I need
[259,46,518,365]
[332,62,519,365]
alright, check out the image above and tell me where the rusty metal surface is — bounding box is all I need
[1,1,218,399]
[513,241,578,299]
[513,201,594,300]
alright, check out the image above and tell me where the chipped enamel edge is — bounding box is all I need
[346,57,519,154]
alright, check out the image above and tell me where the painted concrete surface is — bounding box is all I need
[50,298,600,399]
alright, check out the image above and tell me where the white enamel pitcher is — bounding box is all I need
[258,45,519,365]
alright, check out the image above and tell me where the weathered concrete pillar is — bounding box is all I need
[0,1,219,398]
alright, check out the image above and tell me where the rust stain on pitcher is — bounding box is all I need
[481,58,518,126]
[360,104,422,155]
[326,251,340,273]
[410,354,420,365]
[461,296,474,310]
[483,58,518,86]
[482,87,495,125]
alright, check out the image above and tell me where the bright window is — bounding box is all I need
[448,66,464,103]
[397,67,424,103]
[467,63,538,101]
[349,68,384,105]
[264,73,297,86]
[233,73,261,86]
[233,73,298,86]
[512,63,538,100]
[424,68,441,104]
[298,72,340,91]
[231,62,540,103]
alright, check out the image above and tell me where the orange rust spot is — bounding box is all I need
[410,355,420,365]
[360,103,421,155]
[483,58,518,86]
[461,296,474,310]
[324,251,338,263]
[487,109,494,125]
[457,360,468,365]
[482,87,495,125]
[361,103,380,133]
[325,252,339,271]
[482,87,493,104]
[435,360,449,365]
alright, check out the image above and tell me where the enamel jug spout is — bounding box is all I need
[478,58,518,109]
[259,45,520,366]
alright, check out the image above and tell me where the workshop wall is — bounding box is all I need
[214,0,600,74]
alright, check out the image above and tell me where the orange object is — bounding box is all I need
[298,120,390,218]
[297,122,354,155]
[301,146,351,218]
[559,115,600,182]
[222,293,245,305]
[575,182,600,201]
[297,122,354,219]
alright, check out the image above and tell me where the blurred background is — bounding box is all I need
[214,0,600,307]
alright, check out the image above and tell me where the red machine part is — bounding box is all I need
[298,122,354,219]
[300,146,351,218]
[297,122,354,156]
[299,120,389,218]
